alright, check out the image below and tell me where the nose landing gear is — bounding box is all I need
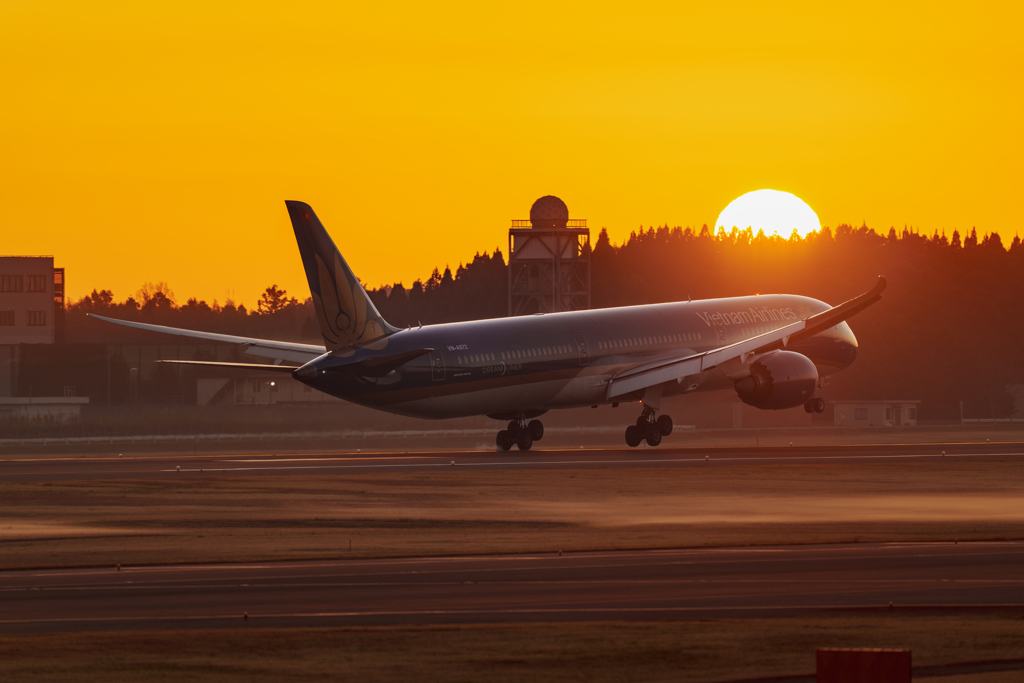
[625,406,673,448]
[496,416,544,451]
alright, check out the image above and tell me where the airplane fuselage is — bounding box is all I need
[297,293,858,419]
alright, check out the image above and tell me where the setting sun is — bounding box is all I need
[716,190,821,239]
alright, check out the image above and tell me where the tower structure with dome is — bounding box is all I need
[508,196,590,316]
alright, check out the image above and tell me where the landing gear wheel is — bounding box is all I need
[656,414,673,436]
[645,425,662,447]
[813,398,826,413]
[507,420,520,437]
[625,425,642,448]
[528,419,544,441]
[496,430,512,451]
[804,400,814,414]
[516,431,533,451]
[636,415,650,429]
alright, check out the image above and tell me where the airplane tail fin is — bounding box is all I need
[285,200,396,351]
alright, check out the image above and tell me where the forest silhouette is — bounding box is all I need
[67,224,1024,421]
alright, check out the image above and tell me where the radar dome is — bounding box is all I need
[529,195,569,228]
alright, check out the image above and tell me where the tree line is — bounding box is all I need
[66,223,1024,420]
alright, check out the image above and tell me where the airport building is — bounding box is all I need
[0,256,64,345]
[832,399,920,427]
[0,256,78,415]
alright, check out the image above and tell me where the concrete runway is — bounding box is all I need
[2,542,1022,633]
[2,441,1023,482]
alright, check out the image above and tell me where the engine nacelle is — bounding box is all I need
[734,350,818,410]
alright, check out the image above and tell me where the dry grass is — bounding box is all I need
[2,615,1024,683]
[2,460,1023,569]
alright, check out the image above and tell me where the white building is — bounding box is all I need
[833,400,920,427]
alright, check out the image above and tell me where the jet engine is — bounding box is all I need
[734,350,818,410]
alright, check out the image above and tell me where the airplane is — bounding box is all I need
[91,201,885,451]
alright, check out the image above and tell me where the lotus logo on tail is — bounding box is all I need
[311,252,388,349]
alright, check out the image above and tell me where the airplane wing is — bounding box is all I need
[606,276,886,400]
[87,313,326,364]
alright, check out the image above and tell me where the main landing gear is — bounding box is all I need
[625,406,673,448]
[804,397,826,414]
[497,416,544,452]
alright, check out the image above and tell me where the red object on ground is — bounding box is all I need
[817,649,911,683]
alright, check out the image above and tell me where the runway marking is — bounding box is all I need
[6,576,1024,596]
[226,456,445,463]
[157,450,1024,473]
[4,603,1024,627]
[9,541,1023,579]
[8,548,1023,589]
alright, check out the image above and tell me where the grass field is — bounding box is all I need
[2,616,1024,682]
[2,460,1023,569]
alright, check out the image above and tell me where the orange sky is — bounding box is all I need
[1,2,1021,306]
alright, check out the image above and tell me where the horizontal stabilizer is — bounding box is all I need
[87,313,325,364]
[155,360,299,372]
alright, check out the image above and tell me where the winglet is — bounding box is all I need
[791,275,886,343]
[285,201,396,351]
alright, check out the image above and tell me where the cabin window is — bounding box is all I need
[855,408,868,420]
